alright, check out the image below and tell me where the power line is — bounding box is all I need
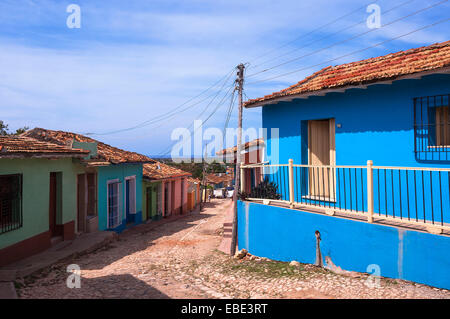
[156,84,235,158]
[124,70,236,137]
[156,80,237,158]
[224,88,237,133]
[243,90,250,101]
[247,0,448,78]
[86,67,236,136]
[246,17,450,86]
[221,87,238,161]
[249,0,415,71]
[247,0,380,66]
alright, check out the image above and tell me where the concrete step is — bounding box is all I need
[50,236,63,246]
[0,282,17,299]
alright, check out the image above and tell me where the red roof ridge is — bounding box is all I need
[143,161,191,181]
[0,135,89,157]
[244,41,450,107]
[216,138,265,155]
[22,128,193,179]
[22,127,154,164]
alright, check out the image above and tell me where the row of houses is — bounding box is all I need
[0,128,201,266]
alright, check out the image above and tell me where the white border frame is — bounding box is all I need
[106,179,121,228]
[125,175,137,215]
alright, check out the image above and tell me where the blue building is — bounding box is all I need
[239,41,450,289]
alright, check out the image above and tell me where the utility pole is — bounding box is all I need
[230,63,244,256]
[200,145,208,211]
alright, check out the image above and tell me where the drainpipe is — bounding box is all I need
[315,231,323,267]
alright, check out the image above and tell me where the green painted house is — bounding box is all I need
[0,135,89,266]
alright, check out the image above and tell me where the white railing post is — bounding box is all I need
[367,160,374,223]
[240,166,245,193]
[289,159,295,208]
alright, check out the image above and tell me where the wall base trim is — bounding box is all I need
[0,231,51,267]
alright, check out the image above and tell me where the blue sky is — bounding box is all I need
[0,0,448,157]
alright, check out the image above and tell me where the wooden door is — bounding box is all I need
[164,183,169,216]
[308,120,335,199]
[436,106,450,146]
[146,187,152,220]
[86,173,97,217]
[171,181,176,214]
[49,173,57,236]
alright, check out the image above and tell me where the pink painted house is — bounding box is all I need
[142,161,191,220]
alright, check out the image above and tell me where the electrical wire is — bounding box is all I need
[249,0,415,71]
[155,80,238,158]
[247,0,448,78]
[86,67,236,136]
[247,0,381,66]
[224,89,237,133]
[122,71,236,138]
[156,85,235,158]
[246,17,450,86]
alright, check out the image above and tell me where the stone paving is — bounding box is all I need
[16,199,450,299]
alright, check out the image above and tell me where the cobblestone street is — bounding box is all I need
[17,199,450,299]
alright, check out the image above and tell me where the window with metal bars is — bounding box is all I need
[0,174,23,234]
[414,94,450,161]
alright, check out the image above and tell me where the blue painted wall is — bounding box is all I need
[261,74,450,222]
[263,74,450,167]
[97,163,143,232]
[238,200,450,289]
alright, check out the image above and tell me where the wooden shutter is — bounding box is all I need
[436,106,450,146]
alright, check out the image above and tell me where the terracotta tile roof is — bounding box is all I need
[245,41,450,107]
[0,135,89,158]
[21,128,193,180]
[188,177,202,184]
[143,161,191,181]
[205,173,233,185]
[22,128,154,164]
[216,138,264,155]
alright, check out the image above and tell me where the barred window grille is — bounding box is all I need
[414,94,450,161]
[0,174,23,234]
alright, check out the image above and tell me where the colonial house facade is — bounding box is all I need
[0,136,89,266]
[142,161,191,220]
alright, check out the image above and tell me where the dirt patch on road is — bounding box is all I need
[283,289,333,299]
[157,239,208,247]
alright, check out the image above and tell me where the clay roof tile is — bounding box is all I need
[245,41,450,107]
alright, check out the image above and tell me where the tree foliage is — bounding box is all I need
[0,120,29,136]
[239,177,281,200]
[164,159,229,180]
